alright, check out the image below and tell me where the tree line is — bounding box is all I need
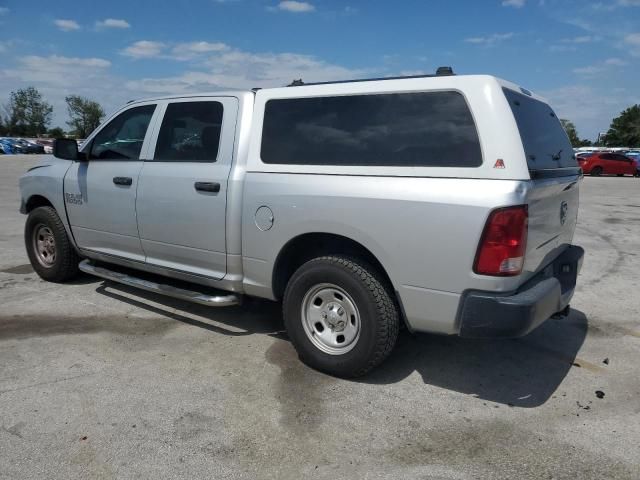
[0,86,105,139]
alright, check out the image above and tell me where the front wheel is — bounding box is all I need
[283,256,400,377]
[25,206,79,282]
[591,166,603,176]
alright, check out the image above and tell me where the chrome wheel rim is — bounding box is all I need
[301,283,361,355]
[32,224,56,267]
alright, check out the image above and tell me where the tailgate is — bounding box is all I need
[523,175,580,277]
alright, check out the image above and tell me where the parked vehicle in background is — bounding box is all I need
[578,152,639,176]
[627,152,640,176]
[19,71,585,376]
[575,152,595,161]
[0,138,26,154]
[16,139,45,154]
[35,139,54,154]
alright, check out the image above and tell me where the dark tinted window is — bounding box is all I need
[261,91,482,167]
[613,154,630,161]
[601,154,614,160]
[503,88,576,170]
[154,101,223,162]
[90,105,156,160]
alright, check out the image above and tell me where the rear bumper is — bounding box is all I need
[457,245,584,338]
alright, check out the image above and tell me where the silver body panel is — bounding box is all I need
[19,77,580,335]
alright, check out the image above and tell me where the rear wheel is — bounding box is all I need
[591,166,603,176]
[283,256,399,377]
[25,206,79,282]
[617,174,624,177]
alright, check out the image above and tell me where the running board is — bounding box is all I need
[79,260,240,307]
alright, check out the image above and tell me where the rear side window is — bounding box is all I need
[261,91,482,167]
[90,104,156,160]
[503,88,576,170]
[154,101,224,162]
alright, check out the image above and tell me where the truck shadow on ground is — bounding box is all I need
[362,309,589,407]
[95,281,587,408]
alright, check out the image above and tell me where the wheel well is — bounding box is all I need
[272,232,394,300]
[25,195,54,213]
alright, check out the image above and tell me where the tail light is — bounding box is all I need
[474,205,528,276]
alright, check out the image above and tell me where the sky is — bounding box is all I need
[0,0,638,140]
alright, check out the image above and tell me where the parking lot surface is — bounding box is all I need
[1,155,639,479]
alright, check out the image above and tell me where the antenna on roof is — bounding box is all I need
[288,79,305,87]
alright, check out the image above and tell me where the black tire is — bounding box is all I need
[617,174,624,177]
[25,206,79,282]
[591,166,603,176]
[283,255,399,377]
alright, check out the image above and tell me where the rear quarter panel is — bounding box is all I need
[241,174,532,334]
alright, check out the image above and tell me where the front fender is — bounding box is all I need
[19,158,77,248]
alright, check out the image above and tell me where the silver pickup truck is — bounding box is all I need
[19,70,584,377]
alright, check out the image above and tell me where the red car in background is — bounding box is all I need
[578,152,639,177]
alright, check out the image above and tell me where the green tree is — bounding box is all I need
[6,87,53,136]
[65,95,105,138]
[48,127,65,138]
[560,119,592,147]
[604,105,640,147]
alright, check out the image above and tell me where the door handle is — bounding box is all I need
[194,182,220,193]
[113,176,133,186]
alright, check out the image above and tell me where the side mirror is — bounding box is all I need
[53,138,80,160]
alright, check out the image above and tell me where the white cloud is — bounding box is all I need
[121,40,230,60]
[502,0,525,7]
[96,18,131,29]
[573,57,628,75]
[561,35,593,43]
[0,7,9,15]
[1,55,111,90]
[276,1,315,12]
[121,40,166,58]
[604,57,628,66]
[17,55,111,74]
[125,49,368,94]
[594,0,640,8]
[464,32,514,45]
[54,19,80,31]
[171,41,229,60]
[625,32,640,56]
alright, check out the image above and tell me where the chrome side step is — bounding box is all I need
[79,260,240,307]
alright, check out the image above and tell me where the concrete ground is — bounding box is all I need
[1,155,638,480]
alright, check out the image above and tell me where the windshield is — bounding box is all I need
[503,88,577,171]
